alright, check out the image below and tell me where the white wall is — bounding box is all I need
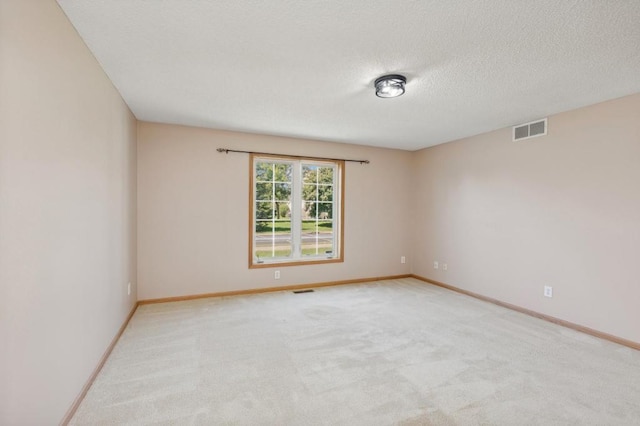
[137,122,412,300]
[0,1,137,423]
[412,93,640,343]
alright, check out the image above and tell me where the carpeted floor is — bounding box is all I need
[71,278,640,425]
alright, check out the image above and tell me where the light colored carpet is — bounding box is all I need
[71,278,640,425]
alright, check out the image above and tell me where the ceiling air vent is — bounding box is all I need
[512,118,547,141]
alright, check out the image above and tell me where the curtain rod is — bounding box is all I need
[216,148,370,164]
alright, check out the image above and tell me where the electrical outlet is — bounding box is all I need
[442,263,448,271]
[544,286,553,298]
[127,282,131,296]
[433,261,439,269]
[401,256,406,264]
[274,270,280,280]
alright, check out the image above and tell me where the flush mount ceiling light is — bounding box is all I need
[374,74,406,98]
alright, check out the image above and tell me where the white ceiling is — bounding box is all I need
[57,1,640,151]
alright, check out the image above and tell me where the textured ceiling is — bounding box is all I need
[57,0,640,151]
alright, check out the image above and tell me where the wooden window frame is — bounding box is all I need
[249,153,345,268]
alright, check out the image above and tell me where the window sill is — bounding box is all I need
[249,257,344,269]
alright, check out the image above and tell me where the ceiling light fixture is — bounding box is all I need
[374,74,406,98]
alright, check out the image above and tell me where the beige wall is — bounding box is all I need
[0,1,137,424]
[412,93,640,343]
[137,122,412,300]
[138,96,640,344]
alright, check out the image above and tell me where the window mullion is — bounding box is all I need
[315,167,320,255]
[291,162,301,258]
[253,159,258,261]
[332,166,338,256]
[271,164,276,257]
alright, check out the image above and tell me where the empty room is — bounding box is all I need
[2,1,640,424]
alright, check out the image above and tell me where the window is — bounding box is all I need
[250,154,344,267]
